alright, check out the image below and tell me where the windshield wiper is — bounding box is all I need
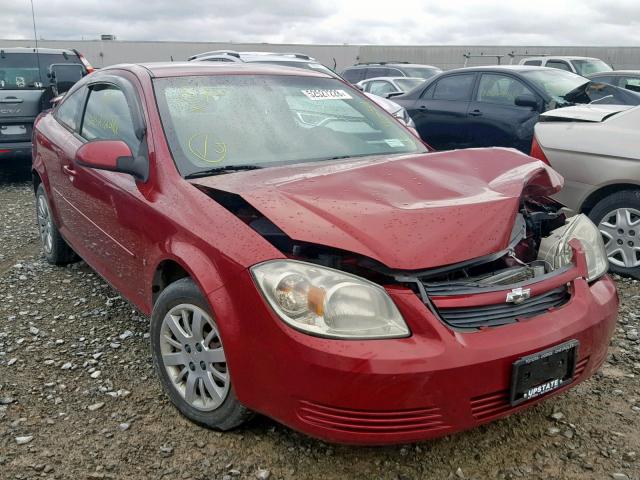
[185,164,262,179]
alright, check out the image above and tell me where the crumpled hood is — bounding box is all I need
[191,148,563,270]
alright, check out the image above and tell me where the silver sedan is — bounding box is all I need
[532,104,640,278]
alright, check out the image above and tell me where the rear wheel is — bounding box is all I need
[150,278,253,430]
[587,190,640,280]
[35,183,76,265]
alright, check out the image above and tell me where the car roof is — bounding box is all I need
[346,63,439,69]
[591,70,640,75]
[522,56,602,61]
[106,62,333,79]
[443,65,551,74]
[0,46,77,56]
[360,76,424,82]
[189,50,316,62]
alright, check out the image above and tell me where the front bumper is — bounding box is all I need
[213,271,618,445]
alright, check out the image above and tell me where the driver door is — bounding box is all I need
[53,75,150,305]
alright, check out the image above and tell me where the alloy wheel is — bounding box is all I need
[598,207,640,268]
[159,304,230,411]
[37,194,53,255]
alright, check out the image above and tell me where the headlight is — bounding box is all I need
[538,214,608,281]
[393,107,416,128]
[251,260,409,339]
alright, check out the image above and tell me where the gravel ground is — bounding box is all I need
[0,161,639,480]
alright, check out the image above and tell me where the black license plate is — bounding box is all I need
[510,340,579,406]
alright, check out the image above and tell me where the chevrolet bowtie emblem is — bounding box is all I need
[506,287,531,304]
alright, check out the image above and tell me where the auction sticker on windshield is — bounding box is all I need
[301,89,352,100]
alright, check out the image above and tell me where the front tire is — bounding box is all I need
[150,278,253,430]
[587,190,640,280]
[35,183,76,265]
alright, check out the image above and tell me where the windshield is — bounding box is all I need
[571,59,612,76]
[399,67,441,79]
[154,75,426,177]
[0,52,83,90]
[520,69,588,102]
[395,78,425,91]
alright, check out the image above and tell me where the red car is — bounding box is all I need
[32,62,618,445]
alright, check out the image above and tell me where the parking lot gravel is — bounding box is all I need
[0,161,639,480]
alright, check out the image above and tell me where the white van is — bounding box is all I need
[518,56,612,77]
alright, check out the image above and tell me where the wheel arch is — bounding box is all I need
[149,244,233,310]
[579,182,640,215]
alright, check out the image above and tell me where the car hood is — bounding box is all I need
[191,148,563,270]
[541,104,633,122]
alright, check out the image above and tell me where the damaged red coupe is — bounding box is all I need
[32,62,617,445]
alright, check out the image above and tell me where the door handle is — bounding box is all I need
[62,165,77,176]
[0,98,24,103]
[419,105,428,109]
[469,110,483,116]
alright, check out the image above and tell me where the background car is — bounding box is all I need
[393,65,640,152]
[363,92,418,135]
[341,62,441,84]
[187,50,337,76]
[356,76,424,97]
[0,47,93,160]
[519,56,612,76]
[588,70,640,93]
[530,104,640,279]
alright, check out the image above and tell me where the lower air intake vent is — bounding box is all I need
[297,401,448,434]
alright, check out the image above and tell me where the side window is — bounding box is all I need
[80,85,138,150]
[342,68,364,83]
[420,82,436,99]
[476,74,535,106]
[369,80,396,96]
[621,77,640,92]
[432,74,475,101]
[546,60,572,72]
[591,75,616,85]
[55,87,85,131]
[365,67,388,79]
[523,60,542,66]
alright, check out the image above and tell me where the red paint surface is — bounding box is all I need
[32,63,617,445]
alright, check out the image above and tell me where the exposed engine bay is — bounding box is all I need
[201,187,569,297]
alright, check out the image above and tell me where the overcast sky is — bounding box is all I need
[3,0,639,45]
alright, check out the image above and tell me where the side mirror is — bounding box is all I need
[515,94,539,109]
[76,140,148,181]
[49,63,85,95]
[354,84,364,91]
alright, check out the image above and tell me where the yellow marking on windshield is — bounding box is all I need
[187,133,227,164]
[168,87,228,113]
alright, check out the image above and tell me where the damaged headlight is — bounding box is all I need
[538,214,608,282]
[251,260,409,339]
